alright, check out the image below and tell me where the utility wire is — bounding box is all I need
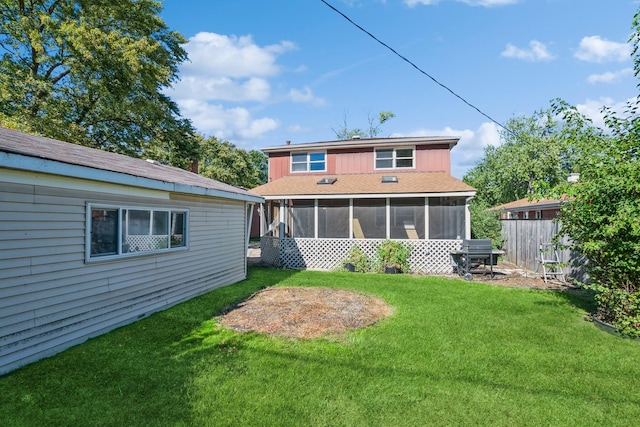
[320,0,512,135]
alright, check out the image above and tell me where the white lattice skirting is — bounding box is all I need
[260,237,462,273]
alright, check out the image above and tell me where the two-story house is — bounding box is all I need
[251,136,476,272]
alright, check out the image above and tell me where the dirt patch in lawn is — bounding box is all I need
[218,263,580,340]
[218,287,393,339]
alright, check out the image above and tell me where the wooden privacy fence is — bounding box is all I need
[501,219,587,282]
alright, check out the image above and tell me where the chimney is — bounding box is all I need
[188,159,199,174]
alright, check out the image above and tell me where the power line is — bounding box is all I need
[319,0,511,135]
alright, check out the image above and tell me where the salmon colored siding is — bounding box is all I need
[268,145,452,181]
[268,152,290,182]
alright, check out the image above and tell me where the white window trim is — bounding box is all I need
[290,151,327,173]
[374,146,416,170]
[86,203,189,263]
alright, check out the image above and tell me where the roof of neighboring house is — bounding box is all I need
[251,171,476,199]
[0,127,263,203]
[491,196,567,212]
[261,136,460,153]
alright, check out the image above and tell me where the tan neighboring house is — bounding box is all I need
[493,197,565,220]
[0,127,263,375]
[251,136,476,272]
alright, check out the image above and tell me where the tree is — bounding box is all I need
[332,111,395,140]
[463,109,570,208]
[0,0,198,167]
[542,7,640,337]
[197,135,268,189]
[549,98,640,336]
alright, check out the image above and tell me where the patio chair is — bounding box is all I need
[537,243,566,284]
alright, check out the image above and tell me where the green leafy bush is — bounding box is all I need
[342,246,372,273]
[375,240,411,273]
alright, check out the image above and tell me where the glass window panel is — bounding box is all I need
[291,163,307,172]
[318,199,349,238]
[376,159,393,169]
[91,208,118,256]
[152,211,169,235]
[353,199,386,238]
[391,198,425,239]
[309,162,325,171]
[396,148,413,158]
[309,152,325,161]
[396,158,413,168]
[429,197,465,239]
[290,199,315,238]
[292,153,307,162]
[128,210,150,235]
[376,149,393,159]
[171,212,186,247]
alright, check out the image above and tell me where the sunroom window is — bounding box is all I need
[88,204,188,260]
[375,147,414,169]
[291,152,326,172]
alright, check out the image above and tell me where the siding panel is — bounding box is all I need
[0,180,249,374]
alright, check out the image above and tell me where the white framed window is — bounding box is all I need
[291,152,326,172]
[87,203,188,261]
[375,147,414,169]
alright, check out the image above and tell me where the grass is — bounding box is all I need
[1,267,639,426]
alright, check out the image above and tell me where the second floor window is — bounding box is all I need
[291,152,326,172]
[375,147,414,169]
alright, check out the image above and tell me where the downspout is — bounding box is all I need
[246,203,255,257]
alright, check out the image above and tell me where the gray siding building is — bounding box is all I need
[0,127,263,375]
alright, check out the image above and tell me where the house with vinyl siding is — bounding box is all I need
[0,127,263,375]
[251,136,476,272]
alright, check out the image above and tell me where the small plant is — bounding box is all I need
[375,240,411,273]
[342,246,371,273]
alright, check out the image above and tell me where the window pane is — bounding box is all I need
[318,200,349,238]
[128,210,150,235]
[309,162,325,171]
[376,149,393,159]
[292,153,307,162]
[91,208,118,256]
[171,212,186,247]
[309,152,325,161]
[152,211,169,235]
[290,199,315,238]
[291,163,307,172]
[396,148,413,158]
[353,199,386,238]
[391,198,425,239]
[396,158,413,168]
[376,159,393,169]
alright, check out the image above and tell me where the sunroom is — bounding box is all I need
[252,172,476,272]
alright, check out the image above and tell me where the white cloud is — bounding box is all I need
[177,99,279,144]
[288,86,327,107]
[501,40,555,62]
[405,0,519,7]
[392,122,500,179]
[181,32,295,78]
[587,68,633,84]
[574,36,630,63]
[575,97,636,129]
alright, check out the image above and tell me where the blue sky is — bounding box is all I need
[160,0,638,178]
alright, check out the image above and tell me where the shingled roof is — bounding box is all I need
[0,127,262,203]
[251,172,475,198]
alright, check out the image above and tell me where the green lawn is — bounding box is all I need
[2,268,639,426]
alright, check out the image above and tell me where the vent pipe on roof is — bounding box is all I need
[285,140,291,145]
[352,135,361,140]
